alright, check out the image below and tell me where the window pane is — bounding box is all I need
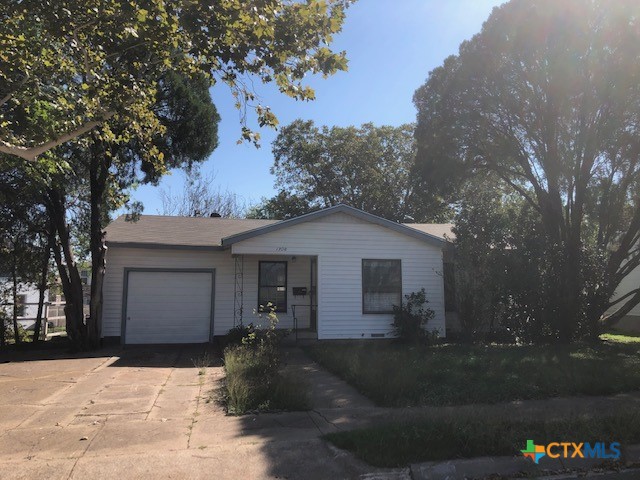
[275,289,286,308]
[260,262,286,285]
[362,260,401,313]
[259,262,287,311]
[259,287,276,307]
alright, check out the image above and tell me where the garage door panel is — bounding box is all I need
[125,270,213,344]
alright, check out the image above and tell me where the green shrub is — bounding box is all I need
[3,317,30,344]
[225,324,255,347]
[224,302,286,350]
[391,289,436,344]
[222,306,308,414]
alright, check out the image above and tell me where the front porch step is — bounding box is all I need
[281,329,318,344]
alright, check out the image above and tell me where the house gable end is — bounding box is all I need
[221,204,446,248]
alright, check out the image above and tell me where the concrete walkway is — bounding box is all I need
[281,347,375,409]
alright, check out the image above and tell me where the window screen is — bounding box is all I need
[362,259,402,314]
[258,261,287,312]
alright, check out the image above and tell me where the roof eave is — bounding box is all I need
[106,241,225,251]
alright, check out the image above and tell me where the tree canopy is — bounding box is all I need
[414,0,640,341]
[254,119,446,222]
[0,0,350,161]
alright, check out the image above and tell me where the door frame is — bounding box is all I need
[121,267,216,344]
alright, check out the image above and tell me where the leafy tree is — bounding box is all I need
[247,190,317,220]
[0,159,50,345]
[449,180,513,341]
[449,178,555,343]
[414,0,640,342]
[0,0,350,160]
[259,119,446,222]
[39,70,221,349]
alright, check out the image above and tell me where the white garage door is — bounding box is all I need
[125,270,213,344]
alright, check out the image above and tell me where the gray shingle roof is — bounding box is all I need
[105,215,278,248]
[104,209,454,249]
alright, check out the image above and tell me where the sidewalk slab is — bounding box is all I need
[282,347,375,409]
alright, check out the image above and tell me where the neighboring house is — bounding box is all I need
[0,277,49,330]
[102,204,450,344]
[609,265,640,333]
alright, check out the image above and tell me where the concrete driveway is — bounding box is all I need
[0,346,394,480]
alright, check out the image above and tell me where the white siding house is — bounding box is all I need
[0,278,49,330]
[102,205,448,344]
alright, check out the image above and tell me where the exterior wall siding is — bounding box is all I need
[0,278,49,320]
[609,262,640,334]
[231,212,446,339]
[102,248,313,338]
[611,263,640,317]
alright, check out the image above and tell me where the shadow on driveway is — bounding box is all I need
[0,343,223,368]
[109,344,223,368]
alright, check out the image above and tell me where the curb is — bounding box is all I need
[410,445,640,479]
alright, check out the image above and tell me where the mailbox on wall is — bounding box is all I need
[292,287,308,296]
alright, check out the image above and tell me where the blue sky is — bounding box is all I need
[132,0,505,214]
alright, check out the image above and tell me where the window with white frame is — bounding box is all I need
[362,259,402,314]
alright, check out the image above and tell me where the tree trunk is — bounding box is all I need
[0,297,5,347]
[88,246,105,349]
[87,139,111,349]
[11,251,20,344]
[558,246,581,343]
[47,190,86,350]
[33,233,52,343]
[87,210,106,349]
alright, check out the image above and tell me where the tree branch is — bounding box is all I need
[0,71,30,108]
[0,112,114,161]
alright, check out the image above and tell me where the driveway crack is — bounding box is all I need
[65,420,106,480]
[145,367,175,421]
[311,409,339,431]
[187,371,205,449]
[307,411,325,435]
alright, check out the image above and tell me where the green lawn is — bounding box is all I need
[304,336,640,407]
[325,412,640,467]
